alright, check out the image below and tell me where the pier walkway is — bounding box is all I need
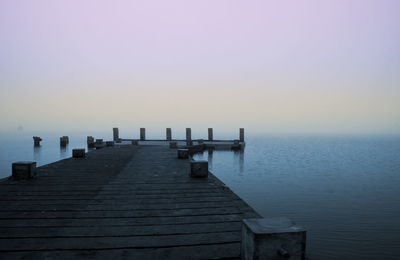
[0,145,259,259]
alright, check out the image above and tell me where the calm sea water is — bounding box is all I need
[1,132,400,259]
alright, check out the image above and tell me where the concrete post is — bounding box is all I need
[177,149,189,159]
[240,128,245,142]
[241,217,306,260]
[169,142,177,148]
[12,161,36,180]
[190,160,208,178]
[186,128,191,142]
[140,128,146,141]
[113,128,119,141]
[208,128,213,141]
[72,149,86,158]
[166,128,172,141]
[33,136,42,147]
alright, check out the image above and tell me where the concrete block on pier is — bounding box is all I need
[12,161,36,180]
[33,136,42,147]
[113,128,119,141]
[106,141,114,147]
[190,160,208,178]
[241,217,306,260]
[140,128,146,141]
[177,149,189,159]
[166,128,172,141]
[169,141,177,148]
[208,128,213,141]
[72,149,86,158]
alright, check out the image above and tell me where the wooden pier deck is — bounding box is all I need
[0,145,259,259]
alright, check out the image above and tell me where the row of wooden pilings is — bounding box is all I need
[112,127,245,142]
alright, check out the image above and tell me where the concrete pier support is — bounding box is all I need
[190,160,208,178]
[113,128,119,141]
[240,128,245,142]
[208,128,213,141]
[169,142,177,148]
[241,217,306,260]
[87,136,95,148]
[177,149,189,159]
[12,161,37,180]
[186,128,191,142]
[33,136,42,147]
[140,128,146,141]
[166,128,172,141]
[72,149,86,158]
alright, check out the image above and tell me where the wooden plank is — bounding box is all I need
[0,145,259,259]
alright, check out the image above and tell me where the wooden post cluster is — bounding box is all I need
[241,217,306,260]
[166,128,172,141]
[140,128,146,141]
[33,136,42,147]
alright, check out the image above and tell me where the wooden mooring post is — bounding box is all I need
[33,136,42,147]
[113,127,119,141]
[166,128,172,141]
[208,128,213,141]
[140,128,146,141]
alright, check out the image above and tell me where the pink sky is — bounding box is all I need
[1,0,399,134]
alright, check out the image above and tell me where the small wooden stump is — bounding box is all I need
[190,160,208,178]
[169,142,177,148]
[241,217,306,260]
[87,136,95,148]
[12,161,36,180]
[198,139,204,144]
[72,149,86,158]
[60,136,68,147]
[131,140,139,145]
[177,149,189,159]
[95,139,103,145]
[33,136,42,147]
[106,141,114,147]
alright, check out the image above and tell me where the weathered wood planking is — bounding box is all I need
[0,145,259,259]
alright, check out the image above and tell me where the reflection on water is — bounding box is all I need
[194,135,400,260]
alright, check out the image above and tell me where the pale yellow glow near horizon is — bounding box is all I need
[1,77,399,135]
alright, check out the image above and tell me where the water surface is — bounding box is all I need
[1,132,399,259]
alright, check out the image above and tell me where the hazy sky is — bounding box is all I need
[1,0,399,135]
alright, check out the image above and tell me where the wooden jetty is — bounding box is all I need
[2,128,307,259]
